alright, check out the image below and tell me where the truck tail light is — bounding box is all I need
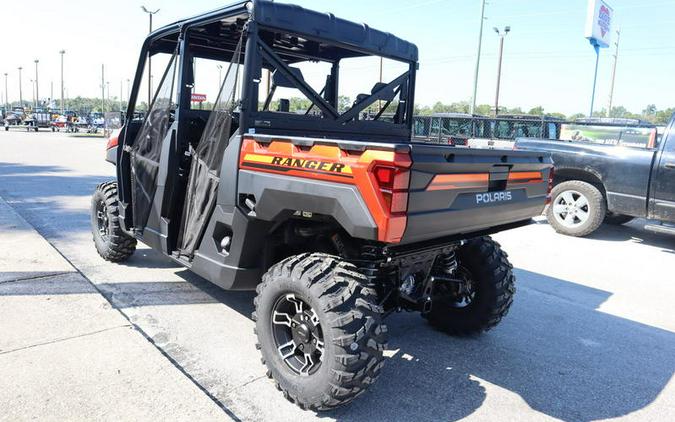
[545,167,555,205]
[372,164,410,214]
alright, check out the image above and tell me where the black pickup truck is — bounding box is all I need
[517,114,675,237]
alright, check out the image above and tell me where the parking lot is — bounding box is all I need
[1,130,674,421]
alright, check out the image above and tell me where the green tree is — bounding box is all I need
[528,106,545,116]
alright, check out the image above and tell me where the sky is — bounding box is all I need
[1,0,674,115]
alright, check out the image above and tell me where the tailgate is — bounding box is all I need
[402,144,552,243]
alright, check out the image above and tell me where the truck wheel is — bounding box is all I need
[90,181,137,262]
[253,253,387,410]
[604,213,634,226]
[546,180,606,237]
[425,237,515,336]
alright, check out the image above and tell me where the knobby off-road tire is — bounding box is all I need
[90,181,137,262]
[546,180,606,237]
[253,253,387,410]
[604,213,634,226]
[426,236,515,336]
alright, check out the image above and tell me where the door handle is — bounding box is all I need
[665,163,675,169]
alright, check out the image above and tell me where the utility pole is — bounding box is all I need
[34,59,39,108]
[101,64,106,113]
[126,78,131,104]
[17,67,23,108]
[120,80,124,112]
[607,30,620,116]
[470,0,487,115]
[50,81,54,106]
[59,50,66,114]
[493,26,511,117]
[141,6,160,107]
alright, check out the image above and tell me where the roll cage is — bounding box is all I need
[122,0,418,143]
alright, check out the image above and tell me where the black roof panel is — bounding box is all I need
[252,0,418,62]
[150,0,418,63]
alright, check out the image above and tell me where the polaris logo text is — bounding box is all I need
[476,191,513,204]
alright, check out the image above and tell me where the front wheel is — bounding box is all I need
[425,237,515,336]
[253,253,387,410]
[90,181,137,262]
[546,180,606,237]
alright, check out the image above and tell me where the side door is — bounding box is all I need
[650,119,675,221]
[128,51,179,245]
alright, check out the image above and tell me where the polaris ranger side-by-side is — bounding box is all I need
[91,0,553,409]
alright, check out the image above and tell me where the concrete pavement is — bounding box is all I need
[0,196,230,421]
[0,130,674,421]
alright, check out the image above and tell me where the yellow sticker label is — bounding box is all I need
[244,154,352,174]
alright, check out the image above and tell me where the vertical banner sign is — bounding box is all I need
[585,0,614,48]
[585,0,614,117]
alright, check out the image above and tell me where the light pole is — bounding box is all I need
[34,59,39,108]
[470,0,487,115]
[17,67,23,108]
[4,73,8,110]
[217,64,223,85]
[101,64,106,113]
[141,6,160,107]
[30,79,36,109]
[493,26,510,117]
[59,50,65,114]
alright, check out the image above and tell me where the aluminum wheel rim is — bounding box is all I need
[552,189,590,228]
[96,200,110,239]
[271,293,324,376]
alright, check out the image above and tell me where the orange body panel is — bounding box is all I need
[239,136,412,243]
[427,173,489,191]
[507,171,544,184]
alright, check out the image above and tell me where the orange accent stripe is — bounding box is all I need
[427,173,489,191]
[508,171,543,184]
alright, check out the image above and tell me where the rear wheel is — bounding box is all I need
[547,180,606,237]
[604,213,634,226]
[90,181,137,262]
[425,237,515,336]
[254,253,387,410]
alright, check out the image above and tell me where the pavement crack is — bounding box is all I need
[0,271,75,285]
[226,375,267,394]
[0,325,131,356]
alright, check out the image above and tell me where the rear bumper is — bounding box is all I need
[402,195,546,244]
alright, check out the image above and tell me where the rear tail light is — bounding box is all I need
[106,129,120,150]
[545,167,555,205]
[372,164,410,214]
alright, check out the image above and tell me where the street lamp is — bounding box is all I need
[17,67,23,108]
[34,59,39,108]
[59,50,66,114]
[141,6,160,107]
[217,64,223,85]
[493,26,510,116]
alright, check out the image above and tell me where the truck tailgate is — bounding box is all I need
[403,143,552,243]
